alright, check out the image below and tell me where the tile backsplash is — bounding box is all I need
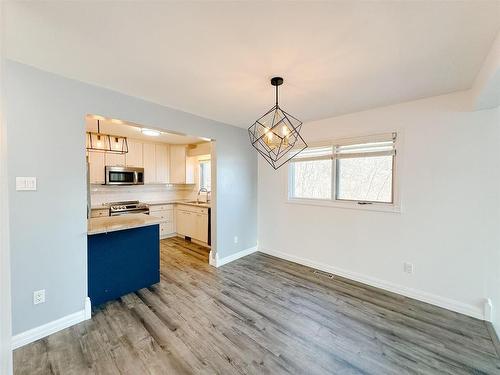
[90,184,196,206]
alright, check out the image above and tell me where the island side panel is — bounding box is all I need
[88,224,160,307]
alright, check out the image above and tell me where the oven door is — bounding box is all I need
[110,208,150,216]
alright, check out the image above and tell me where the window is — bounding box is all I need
[289,146,333,200]
[288,133,397,208]
[199,160,211,191]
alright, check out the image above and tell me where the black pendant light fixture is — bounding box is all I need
[248,77,307,169]
[86,118,129,154]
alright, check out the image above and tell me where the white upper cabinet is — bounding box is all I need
[126,140,143,167]
[155,144,169,184]
[186,156,196,184]
[143,143,156,184]
[170,145,187,183]
[88,152,105,184]
[105,152,125,167]
[87,138,190,185]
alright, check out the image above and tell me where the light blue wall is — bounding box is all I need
[5,60,257,334]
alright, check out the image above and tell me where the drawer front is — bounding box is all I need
[149,204,174,212]
[91,209,109,218]
[150,210,173,222]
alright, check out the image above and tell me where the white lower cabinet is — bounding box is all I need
[176,209,192,237]
[194,212,209,243]
[149,203,209,243]
[176,205,209,243]
[149,204,175,239]
[90,208,109,218]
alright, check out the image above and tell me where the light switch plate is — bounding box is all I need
[16,177,37,191]
[403,262,414,274]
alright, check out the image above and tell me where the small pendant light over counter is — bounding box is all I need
[86,119,129,154]
[248,77,307,169]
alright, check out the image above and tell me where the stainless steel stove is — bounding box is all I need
[109,201,149,216]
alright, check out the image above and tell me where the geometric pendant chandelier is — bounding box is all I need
[248,77,307,169]
[86,119,129,154]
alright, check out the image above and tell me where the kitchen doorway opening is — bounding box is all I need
[84,114,216,265]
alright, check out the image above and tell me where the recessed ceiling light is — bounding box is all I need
[141,128,161,137]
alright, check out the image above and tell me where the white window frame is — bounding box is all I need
[286,133,401,213]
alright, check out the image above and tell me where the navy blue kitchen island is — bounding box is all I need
[87,214,162,307]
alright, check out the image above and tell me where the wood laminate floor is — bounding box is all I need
[14,238,500,374]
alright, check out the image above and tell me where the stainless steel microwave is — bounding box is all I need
[105,166,144,185]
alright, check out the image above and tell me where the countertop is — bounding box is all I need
[144,200,211,209]
[90,200,211,211]
[88,213,163,235]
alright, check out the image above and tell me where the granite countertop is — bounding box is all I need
[88,213,163,235]
[143,200,181,206]
[144,200,211,209]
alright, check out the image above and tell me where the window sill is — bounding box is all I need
[286,197,401,213]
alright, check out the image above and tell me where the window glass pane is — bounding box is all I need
[336,155,393,203]
[291,160,332,199]
[199,161,211,190]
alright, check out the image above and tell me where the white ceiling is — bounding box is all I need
[5,1,500,128]
[84,115,208,144]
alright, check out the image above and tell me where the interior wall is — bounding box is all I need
[4,60,257,335]
[0,3,13,373]
[258,91,500,322]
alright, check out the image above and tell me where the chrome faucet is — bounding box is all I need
[197,187,208,203]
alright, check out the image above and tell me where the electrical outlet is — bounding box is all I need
[33,289,45,305]
[234,236,238,244]
[403,262,414,274]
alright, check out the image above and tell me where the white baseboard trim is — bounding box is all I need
[484,298,493,322]
[209,250,217,267]
[216,245,258,267]
[12,298,92,350]
[85,297,92,320]
[259,247,485,321]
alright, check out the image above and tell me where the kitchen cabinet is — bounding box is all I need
[194,212,209,243]
[170,145,186,183]
[149,204,175,238]
[143,143,156,184]
[87,139,191,185]
[90,208,109,218]
[88,224,160,307]
[105,152,125,167]
[185,156,196,184]
[176,204,209,243]
[126,140,143,167]
[88,152,105,184]
[176,209,191,238]
[155,144,169,184]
